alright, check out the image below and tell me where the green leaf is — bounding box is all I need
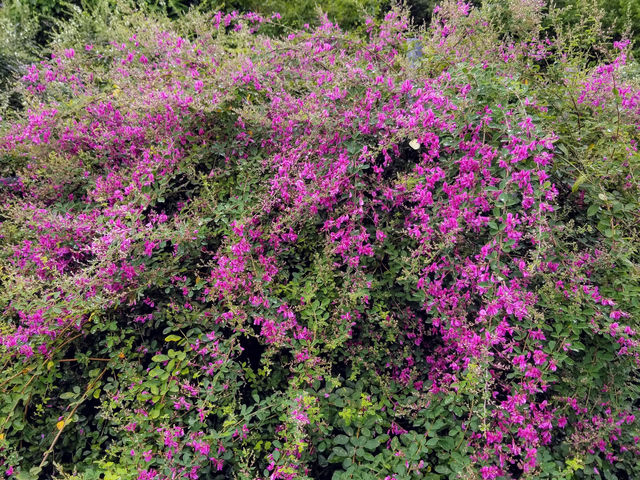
[149,366,164,377]
[332,446,348,457]
[558,144,568,156]
[16,473,37,480]
[364,438,380,450]
[572,174,587,193]
[587,204,599,216]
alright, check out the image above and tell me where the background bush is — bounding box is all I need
[0,1,639,480]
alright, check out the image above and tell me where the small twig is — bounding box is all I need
[0,366,33,390]
[39,367,108,469]
[57,357,111,363]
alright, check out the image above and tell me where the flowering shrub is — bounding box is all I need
[0,2,639,479]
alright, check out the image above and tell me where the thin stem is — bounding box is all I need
[39,366,108,469]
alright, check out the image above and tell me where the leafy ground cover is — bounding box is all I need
[0,1,639,479]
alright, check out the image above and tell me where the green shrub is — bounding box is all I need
[0,2,639,480]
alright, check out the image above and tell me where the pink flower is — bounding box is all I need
[144,240,157,257]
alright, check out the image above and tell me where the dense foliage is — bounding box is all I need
[0,1,639,479]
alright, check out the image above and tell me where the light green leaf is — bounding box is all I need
[571,174,587,193]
